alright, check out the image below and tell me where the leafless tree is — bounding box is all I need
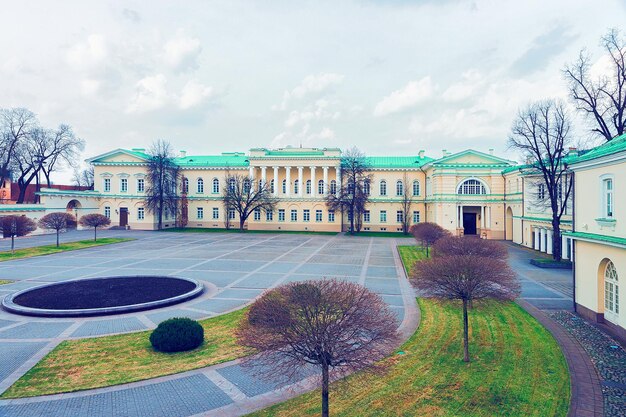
[399,173,413,235]
[412,252,519,362]
[222,173,277,231]
[72,166,95,189]
[79,213,111,241]
[409,222,450,256]
[1,215,37,253]
[509,100,573,261]
[432,235,508,259]
[564,28,626,141]
[326,147,372,234]
[0,108,37,193]
[144,140,181,230]
[38,212,75,247]
[237,279,399,417]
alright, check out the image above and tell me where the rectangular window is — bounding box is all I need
[328,210,335,222]
[396,210,403,223]
[254,207,261,221]
[137,207,145,220]
[120,178,128,192]
[278,209,285,222]
[315,209,322,222]
[291,209,298,222]
[137,178,145,193]
[604,178,613,217]
[212,207,219,219]
[413,211,420,224]
[303,209,310,222]
[104,178,111,192]
[266,209,273,221]
[537,183,545,200]
[197,207,204,219]
[380,210,387,223]
[228,209,236,220]
[104,206,111,219]
[364,210,370,223]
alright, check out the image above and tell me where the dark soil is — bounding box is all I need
[13,277,197,310]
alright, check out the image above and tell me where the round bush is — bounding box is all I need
[149,317,204,353]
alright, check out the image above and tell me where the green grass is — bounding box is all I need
[346,231,414,238]
[532,258,572,265]
[397,245,428,275]
[0,280,12,285]
[0,238,134,262]
[161,227,338,235]
[2,309,251,398]
[249,298,570,417]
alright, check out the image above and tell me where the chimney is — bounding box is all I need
[180,150,187,158]
[568,147,578,157]
[442,149,447,157]
[418,150,425,159]
[489,148,494,155]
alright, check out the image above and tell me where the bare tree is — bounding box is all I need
[412,251,519,362]
[38,212,75,247]
[326,147,372,234]
[72,166,95,189]
[79,213,111,241]
[38,125,84,188]
[564,28,626,141]
[409,222,450,256]
[399,173,413,235]
[0,108,37,193]
[1,215,37,253]
[222,174,277,231]
[432,235,508,259]
[144,140,181,230]
[237,279,399,417]
[509,100,573,261]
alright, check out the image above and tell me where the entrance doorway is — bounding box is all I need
[463,213,477,235]
[119,208,128,227]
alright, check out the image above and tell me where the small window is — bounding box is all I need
[303,209,310,222]
[137,207,145,220]
[291,209,298,222]
[212,207,219,219]
[412,180,420,196]
[380,210,387,222]
[266,209,274,221]
[318,180,325,195]
[604,260,619,316]
[197,207,204,220]
[294,179,299,194]
[120,178,128,192]
[537,183,545,200]
[104,206,111,219]
[413,211,420,223]
[306,180,311,195]
[243,179,251,193]
[270,179,275,194]
[104,178,111,192]
[282,179,287,194]
[328,210,335,222]
[364,210,370,223]
[364,179,370,196]
[197,178,204,194]
[228,208,236,220]
[182,178,189,194]
[229,178,236,191]
[254,208,261,221]
[458,179,486,195]
[396,210,403,223]
[330,180,337,195]
[396,180,404,196]
[212,178,219,194]
[278,209,285,222]
[603,178,614,218]
[315,209,322,222]
[380,180,387,196]
[137,178,145,193]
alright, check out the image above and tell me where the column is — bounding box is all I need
[249,166,254,179]
[336,165,341,186]
[547,229,553,255]
[298,167,303,197]
[487,206,491,229]
[480,206,485,229]
[273,166,279,196]
[562,235,569,260]
[323,166,329,195]
[539,229,546,252]
[285,166,291,197]
[534,228,540,250]
[261,167,267,187]
[459,205,464,229]
[310,166,316,197]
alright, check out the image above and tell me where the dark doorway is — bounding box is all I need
[463,213,477,235]
[119,208,128,227]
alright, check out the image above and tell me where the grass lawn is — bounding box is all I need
[0,238,134,262]
[249,298,570,417]
[397,244,428,275]
[0,280,12,285]
[2,309,251,398]
[161,227,337,236]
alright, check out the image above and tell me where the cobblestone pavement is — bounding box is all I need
[0,231,419,417]
[549,311,626,417]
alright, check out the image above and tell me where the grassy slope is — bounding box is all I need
[397,244,428,274]
[249,298,570,417]
[0,280,12,285]
[2,309,251,398]
[161,228,337,235]
[0,238,134,262]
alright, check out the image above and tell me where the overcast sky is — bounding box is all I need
[2,0,625,181]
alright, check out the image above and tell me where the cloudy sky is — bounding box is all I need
[2,0,625,180]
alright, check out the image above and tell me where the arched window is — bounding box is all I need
[306,179,311,194]
[282,179,287,194]
[396,180,404,196]
[270,179,275,194]
[318,180,325,195]
[380,180,387,196]
[294,179,299,194]
[182,177,189,194]
[258,179,263,191]
[330,180,337,195]
[363,179,370,195]
[197,178,204,193]
[212,178,219,194]
[229,178,236,192]
[347,181,355,194]
[412,180,420,196]
[605,261,619,318]
[457,179,487,195]
[243,178,251,193]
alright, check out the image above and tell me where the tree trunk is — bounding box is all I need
[94,227,97,242]
[321,363,330,417]
[349,206,354,234]
[56,229,60,248]
[239,214,246,231]
[552,217,562,261]
[11,235,15,254]
[462,298,470,362]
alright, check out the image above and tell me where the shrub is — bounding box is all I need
[149,318,204,353]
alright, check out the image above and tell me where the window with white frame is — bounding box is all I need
[182,178,189,194]
[258,179,263,191]
[294,179,299,194]
[537,183,546,200]
[603,177,614,218]
[396,180,404,196]
[318,180,325,195]
[291,209,298,222]
[212,178,219,193]
[306,180,311,194]
[254,207,261,221]
[104,178,111,192]
[137,178,145,193]
[104,206,111,218]
[363,210,370,223]
[270,179,275,194]
[364,179,370,196]
[278,209,285,222]
[229,178,236,191]
[380,210,387,222]
[330,180,337,195]
[328,210,335,222]
[212,207,219,219]
[315,209,322,222]
[243,178,251,193]
[380,180,387,196]
[282,179,287,194]
[197,178,204,193]
[197,207,204,219]
[228,208,236,219]
[303,209,310,222]
[120,178,128,192]
[412,180,420,196]
[413,210,420,224]
[266,209,273,221]
[458,179,486,195]
[396,210,403,223]
[137,207,145,220]
[604,260,619,318]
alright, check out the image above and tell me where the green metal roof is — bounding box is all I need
[567,133,626,165]
[502,164,532,174]
[564,231,626,247]
[174,154,249,167]
[366,156,434,168]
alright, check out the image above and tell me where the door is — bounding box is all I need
[119,207,128,227]
[463,213,476,235]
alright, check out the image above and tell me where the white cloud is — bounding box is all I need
[270,125,336,148]
[442,70,483,102]
[373,76,434,116]
[126,74,169,113]
[163,30,202,72]
[284,100,340,128]
[66,34,108,71]
[80,79,101,96]
[274,73,344,110]
[178,80,214,109]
